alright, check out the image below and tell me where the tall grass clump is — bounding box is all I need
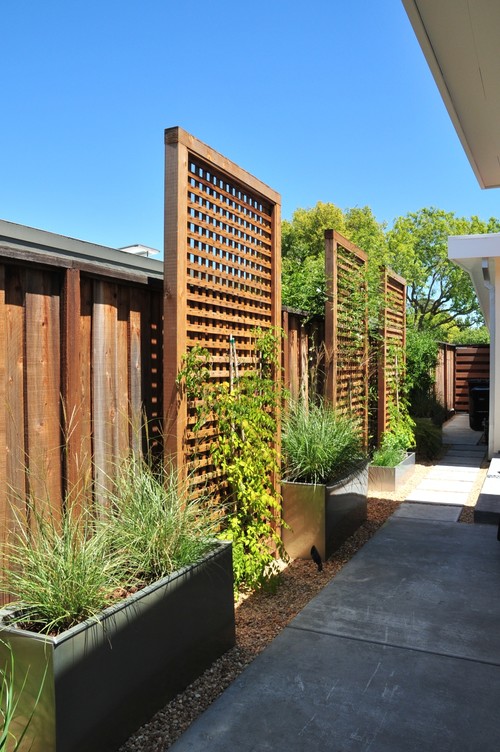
[102,455,218,584]
[2,504,126,635]
[1,453,218,636]
[281,400,366,485]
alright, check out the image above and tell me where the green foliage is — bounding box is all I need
[404,327,450,426]
[282,255,326,316]
[283,202,500,332]
[102,456,217,584]
[281,400,366,485]
[281,202,388,317]
[386,398,415,449]
[282,202,346,262]
[413,418,443,460]
[410,390,449,427]
[387,207,494,330]
[448,326,490,345]
[405,327,440,396]
[2,504,126,635]
[371,444,406,468]
[179,329,285,593]
[2,452,216,635]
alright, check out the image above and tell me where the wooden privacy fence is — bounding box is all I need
[435,342,455,413]
[163,127,281,498]
[0,236,163,559]
[435,343,490,412]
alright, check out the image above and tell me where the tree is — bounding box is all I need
[387,207,500,331]
[282,202,346,263]
[448,325,490,345]
[282,202,388,315]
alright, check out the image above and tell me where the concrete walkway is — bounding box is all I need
[406,414,486,506]
[169,416,500,752]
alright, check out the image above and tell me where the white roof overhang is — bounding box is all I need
[402,0,500,189]
[448,234,500,327]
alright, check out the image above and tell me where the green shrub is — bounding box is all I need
[413,418,443,460]
[281,400,366,485]
[177,331,285,594]
[410,390,449,427]
[405,328,439,396]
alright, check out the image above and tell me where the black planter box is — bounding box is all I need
[281,463,368,561]
[0,542,235,752]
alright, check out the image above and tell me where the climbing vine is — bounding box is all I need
[177,329,286,592]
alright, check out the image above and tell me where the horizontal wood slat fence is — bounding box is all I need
[434,343,490,412]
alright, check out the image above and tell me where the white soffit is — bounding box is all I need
[448,234,500,326]
[402,0,500,189]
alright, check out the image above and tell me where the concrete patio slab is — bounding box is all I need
[392,502,462,521]
[442,414,483,446]
[291,517,500,662]
[405,489,470,504]
[425,467,479,480]
[169,518,500,752]
[435,456,484,466]
[417,479,474,493]
[169,629,500,752]
[445,446,486,454]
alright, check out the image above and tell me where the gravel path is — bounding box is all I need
[119,459,484,752]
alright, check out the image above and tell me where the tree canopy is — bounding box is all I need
[387,207,500,331]
[282,202,500,336]
[282,202,387,316]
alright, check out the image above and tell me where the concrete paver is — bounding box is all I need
[405,489,470,504]
[417,479,475,493]
[392,502,462,521]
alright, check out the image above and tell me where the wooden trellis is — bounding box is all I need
[377,269,407,440]
[324,230,369,444]
[163,127,281,495]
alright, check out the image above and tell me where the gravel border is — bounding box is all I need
[119,458,483,751]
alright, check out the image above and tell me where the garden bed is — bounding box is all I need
[368,452,416,492]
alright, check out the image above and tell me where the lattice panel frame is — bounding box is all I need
[325,230,369,444]
[377,269,407,441]
[164,127,281,493]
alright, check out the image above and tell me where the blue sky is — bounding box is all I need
[2,0,499,256]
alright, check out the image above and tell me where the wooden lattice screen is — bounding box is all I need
[324,230,369,443]
[164,127,281,495]
[377,268,407,441]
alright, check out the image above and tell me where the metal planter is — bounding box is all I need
[0,541,235,752]
[368,452,416,492]
[281,463,368,561]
